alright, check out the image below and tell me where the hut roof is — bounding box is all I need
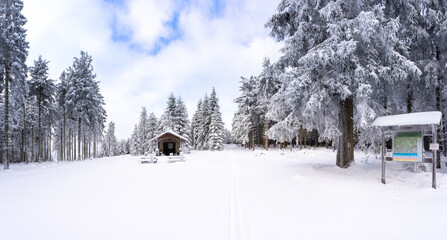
[148,130,190,143]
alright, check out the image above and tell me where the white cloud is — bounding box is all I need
[23,0,283,140]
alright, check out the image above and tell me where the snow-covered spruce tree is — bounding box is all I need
[191,99,203,149]
[103,121,117,157]
[54,71,69,160]
[137,107,149,155]
[256,58,280,150]
[233,76,260,150]
[117,139,130,155]
[144,112,158,154]
[223,128,233,144]
[192,88,224,150]
[28,56,56,162]
[196,95,209,150]
[158,93,176,133]
[174,96,191,146]
[0,0,29,169]
[266,0,419,168]
[208,107,224,151]
[157,93,191,148]
[64,51,106,160]
[129,124,139,156]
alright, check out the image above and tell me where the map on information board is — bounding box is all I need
[393,131,421,162]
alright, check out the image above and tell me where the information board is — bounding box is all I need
[393,131,422,162]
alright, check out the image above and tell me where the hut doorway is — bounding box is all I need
[163,142,176,156]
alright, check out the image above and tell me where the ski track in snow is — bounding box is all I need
[228,150,252,240]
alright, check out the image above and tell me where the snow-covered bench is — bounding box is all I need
[167,153,185,163]
[140,154,158,164]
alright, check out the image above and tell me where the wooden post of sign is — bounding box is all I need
[432,124,437,189]
[381,128,386,184]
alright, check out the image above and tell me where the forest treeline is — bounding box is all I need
[0,1,107,169]
[109,89,226,157]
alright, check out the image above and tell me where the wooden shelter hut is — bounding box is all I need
[148,131,190,156]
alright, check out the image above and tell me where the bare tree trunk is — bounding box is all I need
[336,96,354,168]
[435,46,442,168]
[4,45,10,170]
[21,106,24,163]
[68,128,71,161]
[264,110,269,150]
[63,112,66,161]
[38,91,42,162]
[84,134,86,160]
[300,125,303,150]
[23,103,27,163]
[443,116,446,157]
[31,127,35,162]
[94,131,96,158]
[49,124,52,162]
[73,131,76,161]
[304,129,307,149]
[78,117,81,160]
[60,125,63,161]
[11,133,14,163]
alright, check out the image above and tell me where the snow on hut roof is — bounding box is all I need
[148,130,190,143]
[371,111,442,127]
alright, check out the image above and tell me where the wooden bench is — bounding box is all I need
[167,153,185,163]
[140,155,158,164]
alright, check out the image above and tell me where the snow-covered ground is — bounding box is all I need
[1,145,446,240]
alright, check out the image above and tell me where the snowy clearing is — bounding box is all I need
[1,145,446,240]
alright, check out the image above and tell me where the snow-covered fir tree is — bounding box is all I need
[0,0,29,169]
[192,88,224,150]
[208,107,224,151]
[174,96,191,145]
[28,56,56,162]
[191,99,203,148]
[102,121,117,157]
[137,107,149,155]
[54,51,106,161]
[144,112,159,154]
[129,124,139,156]
[263,0,420,167]
[158,93,176,132]
[232,76,259,150]
[157,93,191,147]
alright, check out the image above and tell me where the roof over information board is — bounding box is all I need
[371,111,442,127]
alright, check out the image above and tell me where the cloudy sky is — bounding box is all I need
[23,0,283,140]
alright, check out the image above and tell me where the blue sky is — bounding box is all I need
[23,0,282,139]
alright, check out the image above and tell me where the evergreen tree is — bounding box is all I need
[158,93,176,132]
[266,0,419,167]
[137,107,148,155]
[0,0,29,169]
[208,107,224,151]
[103,121,117,157]
[144,112,158,154]
[130,124,139,156]
[191,99,203,149]
[64,51,106,160]
[233,76,258,149]
[175,96,191,144]
[192,88,225,150]
[28,56,56,162]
